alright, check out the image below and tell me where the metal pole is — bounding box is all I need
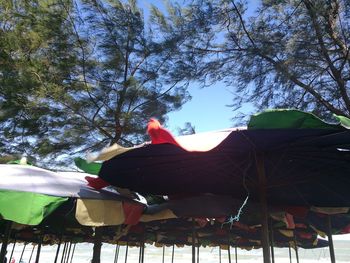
[192,219,196,263]
[197,244,199,263]
[162,246,165,263]
[9,237,16,262]
[288,244,292,263]
[141,242,145,263]
[235,246,237,263]
[228,246,231,263]
[65,242,72,263]
[34,235,43,263]
[114,244,120,263]
[0,220,12,263]
[255,153,271,263]
[69,243,76,263]
[60,242,68,263]
[124,242,129,263]
[219,247,221,263]
[269,220,275,263]
[138,244,142,263]
[171,244,174,263]
[327,216,336,263]
[54,238,63,263]
[138,242,144,263]
[293,233,299,263]
[92,228,103,263]
[19,243,27,262]
[28,245,36,263]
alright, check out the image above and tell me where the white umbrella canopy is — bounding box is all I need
[0,164,127,200]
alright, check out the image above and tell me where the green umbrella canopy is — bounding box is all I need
[0,190,67,225]
[248,109,350,129]
[0,163,141,226]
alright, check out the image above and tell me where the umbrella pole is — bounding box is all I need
[192,218,196,263]
[114,244,120,263]
[0,220,12,262]
[54,236,63,263]
[92,228,103,263]
[162,246,165,263]
[171,244,175,263]
[255,154,271,263]
[34,235,43,263]
[65,242,72,263]
[327,215,336,263]
[140,242,144,263]
[124,242,129,263]
[69,243,76,263]
[219,247,221,263]
[269,220,275,263]
[288,243,292,263]
[29,244,36,263]
[138,243,142,263]
[19,243,27,262]
[9,237,16,261]
[228,245,231,263]
[293,233,299,263]
[197,244,199,263]
[60,242,68,263]
[235,246,237,263]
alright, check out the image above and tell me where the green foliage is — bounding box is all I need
[164,0,350,120]
[0,0,191,167]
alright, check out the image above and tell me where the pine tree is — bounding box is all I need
[0,0,78,165]
[0,0,191,166]
[166,0,350,120]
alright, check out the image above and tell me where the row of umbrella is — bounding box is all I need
[2,109,350,263]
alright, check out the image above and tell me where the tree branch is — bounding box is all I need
[303,0,350,112]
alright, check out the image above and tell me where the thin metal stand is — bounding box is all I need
[269,220,275,263]
[92,228,103,263]
[34,235,43,263]
[28,245,36,263]
[288,243,292,263]
[327,215,336,263]
[9,237,16,261]
[293,233,299,263]
[192,219,196,263]
[19,243,27,262]
[69,243,76,263]
[114,244,120,263]
[228,245,231,263]
[171,244,175,263]
[124,242,129,263]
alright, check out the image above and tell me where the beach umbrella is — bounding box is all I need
[0,164,144,263]
[0,164,142,226]
[91,109,350,263]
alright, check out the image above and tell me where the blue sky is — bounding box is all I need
[167,83,253,133]
[138,0,260,133]
[139,0,259,133]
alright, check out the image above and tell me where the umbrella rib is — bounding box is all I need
[291,185,311,207]
[316,181,350,203]
[267,148,290,181]
[270,130,350,151]
[266,150,350,185]
[290,130,350,146]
